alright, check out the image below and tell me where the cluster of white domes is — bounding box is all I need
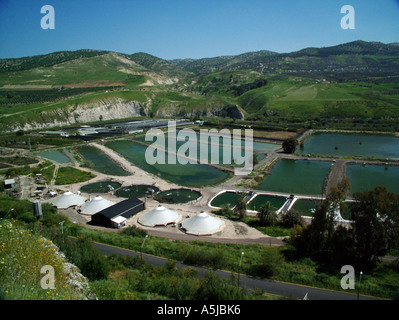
[139,205,225,235]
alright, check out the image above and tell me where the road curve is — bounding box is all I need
[91,240,383,301]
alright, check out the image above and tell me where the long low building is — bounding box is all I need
[90,198,145,228]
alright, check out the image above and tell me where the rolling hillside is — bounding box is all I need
[0,41,398,132]
[171,41,399,81]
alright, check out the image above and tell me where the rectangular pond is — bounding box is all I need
[297,132,399,158]
[346,163,399,195]
[257,159,332,195]
[247,194,287,212]
[290,198,352,220]
[105,140,231,187]
[76,146,130,176]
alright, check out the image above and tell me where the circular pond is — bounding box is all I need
[114,184,160,199]
[80,181,122,194]
[154,188,202,204]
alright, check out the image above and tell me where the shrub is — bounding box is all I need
[183,246,227,269]
[257,202,277,226]
[248,249,283,278]
[121,225,148,238]
[280,209,304,228]
[55,237,110,281]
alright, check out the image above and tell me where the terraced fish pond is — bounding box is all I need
[297,132,399,158]
[210,191,244,208]
[257,159,332,195]
[247,194,288,212]
[76,145,130,176]
[346,164,399,195]
[105,140,231,187]
[290,198,352,220]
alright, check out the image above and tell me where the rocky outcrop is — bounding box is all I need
[63,262,97,300]
[16,98,146,131]
[212,105,245,120]
[154,104,244,120]
[42,237,97,300]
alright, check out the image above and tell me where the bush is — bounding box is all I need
[195,271,246,300]
[257,202,277,226]
[121,225,148,238]
[248,249,283,278]
[55,237,110,281]
[280,210,304,228]
[183,246,227,269]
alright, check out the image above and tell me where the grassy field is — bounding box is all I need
[54,167,95,185]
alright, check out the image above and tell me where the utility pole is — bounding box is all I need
[237,252,244,287]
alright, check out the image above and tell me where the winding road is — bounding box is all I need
[91,240,383,300]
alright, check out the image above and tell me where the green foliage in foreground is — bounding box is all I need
[91,256,278,300]
[74,224,399,299]
[1,194,399,300]
[0,219,87,300]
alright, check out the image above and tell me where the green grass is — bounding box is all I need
[54,167,95,185]
[0,53,143,86]
[0,219,85,300]
[72,226,399,299]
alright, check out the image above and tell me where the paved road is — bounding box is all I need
[92,241,382,300]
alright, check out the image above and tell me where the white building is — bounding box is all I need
[50,191,86,209]
[79,196,115,215]
[138,205,181,227]
[181,211,225,236]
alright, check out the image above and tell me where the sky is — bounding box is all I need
[0,0,398,59]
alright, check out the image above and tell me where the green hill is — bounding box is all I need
[0,41,398,132]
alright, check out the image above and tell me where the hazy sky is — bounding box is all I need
[0,0,398,59]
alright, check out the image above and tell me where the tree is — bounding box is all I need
[234,194,247,219]
[291,185,399,271]
[257,202,277,226]
[350,186,399,270]
[281,209,303,228]
[282,138,298,154]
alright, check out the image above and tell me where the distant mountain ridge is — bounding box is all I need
[0,49,109,73]
[168,41,399,76]
[1,40,398,76]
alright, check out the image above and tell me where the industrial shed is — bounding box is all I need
[90,198,145,228]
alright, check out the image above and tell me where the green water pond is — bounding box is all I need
[79,181,122,194]
[77,146,130,176]
[257,159,332,195]
[247,194,288,212]
[154,188,202,204]
[105,140,231,187]
[36,149,71,164]
[298,132,399,158]
[291,198,352,220]
[114,184,160,198]
[346,164,399,195]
